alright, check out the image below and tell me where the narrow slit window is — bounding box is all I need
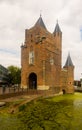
[29,51,34,64]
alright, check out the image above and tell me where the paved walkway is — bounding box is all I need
[0,94,40,102]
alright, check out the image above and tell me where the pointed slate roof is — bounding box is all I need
[64,53,74,67]
[35,15,47,30]
[53,21,61,34]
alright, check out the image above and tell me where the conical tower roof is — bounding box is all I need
[35,15,47,30]
[64,53,74,67]
[53,21,61,34]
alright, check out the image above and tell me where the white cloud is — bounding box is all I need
[0,50,20,67]
[0,0,82,80]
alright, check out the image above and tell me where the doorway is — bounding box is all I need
[28,73,37,89]
[62,89,66,94]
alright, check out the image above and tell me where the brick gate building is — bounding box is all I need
[21,15,74,94]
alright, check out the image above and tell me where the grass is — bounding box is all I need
[17,93,82,130]
[1,93,82,130]
[0,114,26,130]
[47,92,82,102]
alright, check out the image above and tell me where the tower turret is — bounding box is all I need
[53,20,62,49]
[64,53,74,67]
[53,20,62,34]
[53,21,62,67]
[63,53,74,93]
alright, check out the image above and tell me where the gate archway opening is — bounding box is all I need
[62,89,66,94]
[28,73,37,89]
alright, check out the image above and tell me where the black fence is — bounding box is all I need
[0,86,45,100]
[0,86,58,100]
[0,86,24,94]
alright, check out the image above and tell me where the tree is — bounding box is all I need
[7,66,21,85]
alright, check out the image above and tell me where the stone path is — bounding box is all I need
[0,94,42,113]
[0,102,6,107]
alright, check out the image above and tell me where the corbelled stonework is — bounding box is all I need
[21,16,74,94]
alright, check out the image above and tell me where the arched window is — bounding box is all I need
[29,46,34,64]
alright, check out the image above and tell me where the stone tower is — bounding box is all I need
[21,16,74,94]
[21,16,62,91]
[61,53,74,94]
[63,53,74,93]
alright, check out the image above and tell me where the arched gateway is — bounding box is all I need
[28,73,37,89]
[62,89,66,94]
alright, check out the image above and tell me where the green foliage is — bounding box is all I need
[0,114,27,130]
[7,65,21,85]
[17,99,72,129]
[19,104,26,111]
[1,93,82,130]
[17,94,82,130]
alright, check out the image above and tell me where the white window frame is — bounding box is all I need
[50,58,54,65]
[29,51,34,64]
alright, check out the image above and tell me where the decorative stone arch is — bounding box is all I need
[28,72,37,89]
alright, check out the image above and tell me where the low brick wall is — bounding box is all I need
[0,89,61,100]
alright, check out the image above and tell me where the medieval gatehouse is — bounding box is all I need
[21,15,74,94]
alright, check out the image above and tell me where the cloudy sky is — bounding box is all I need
[0,0,82,80]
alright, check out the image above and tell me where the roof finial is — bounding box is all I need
[68,51,70,56]
[35,12,47,30]
[40,10,42,17]
[57,19,58,24]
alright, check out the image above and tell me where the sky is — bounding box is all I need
[0,0,82,80]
